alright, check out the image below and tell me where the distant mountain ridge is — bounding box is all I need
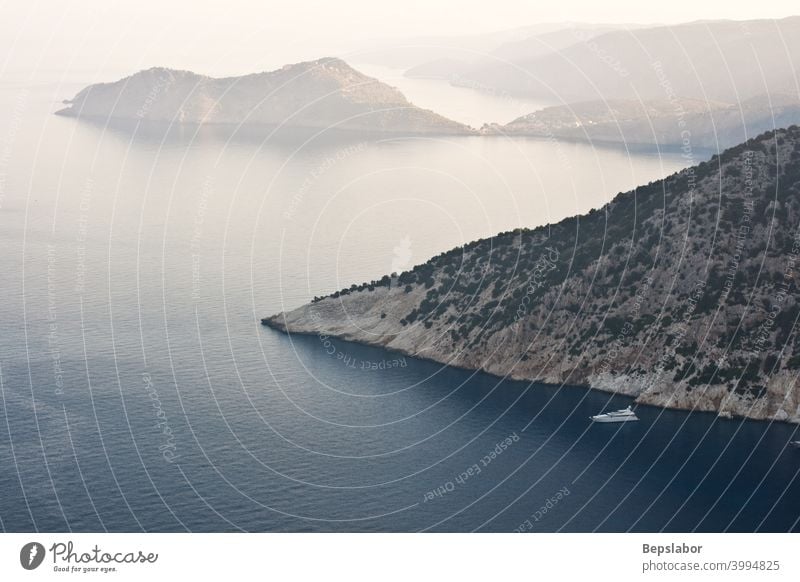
[355,22,591,70]
[264,126,800,423]
[484,94,800,149]
[56,58,474,135]
[405,24,637,81]
[436,17,800,104]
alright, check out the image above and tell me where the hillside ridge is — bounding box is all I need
[264,126,800,423]
[56,58,474,135]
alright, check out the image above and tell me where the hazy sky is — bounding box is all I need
[2,0,800,81]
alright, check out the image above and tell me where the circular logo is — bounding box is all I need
[20,542,46,570]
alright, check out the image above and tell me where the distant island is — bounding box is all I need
[482,94,800,149]
[57,54,800,149]
[56,58,474,135]
[264,126,800,423]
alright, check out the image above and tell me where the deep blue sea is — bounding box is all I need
[1,80,798,532]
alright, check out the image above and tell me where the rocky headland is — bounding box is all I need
[264,127,800,423]
[56,58,474,135]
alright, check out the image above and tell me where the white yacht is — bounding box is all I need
[790,440,800,448]
[591,405,639,423]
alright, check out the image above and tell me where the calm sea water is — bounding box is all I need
[1,78,799,532]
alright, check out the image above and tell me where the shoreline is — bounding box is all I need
[260,316,798,425]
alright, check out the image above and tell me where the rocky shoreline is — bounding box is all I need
[261,313,800,423]
[263,127,800,425]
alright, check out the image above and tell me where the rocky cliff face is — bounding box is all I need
[56,58,473,134]
[264,126,800,423]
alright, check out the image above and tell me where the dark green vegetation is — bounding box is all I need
[268,126,800,420]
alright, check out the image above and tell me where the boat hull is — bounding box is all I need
[590,415,639,423]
